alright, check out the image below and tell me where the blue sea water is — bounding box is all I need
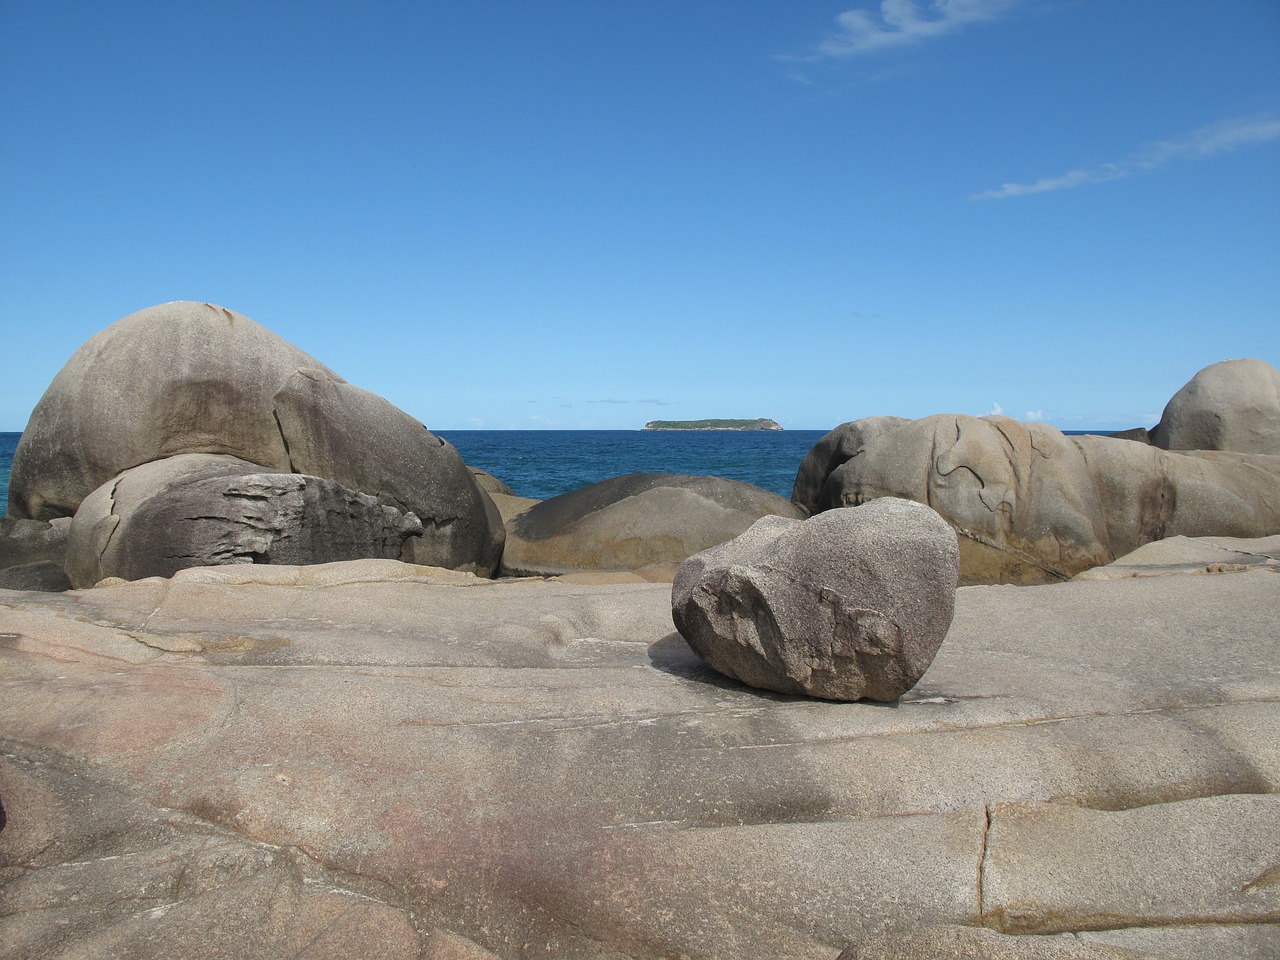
[0,429,828,516]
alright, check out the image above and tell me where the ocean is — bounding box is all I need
[0,429,829,516]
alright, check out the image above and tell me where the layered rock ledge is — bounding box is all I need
[2,558,1277,959]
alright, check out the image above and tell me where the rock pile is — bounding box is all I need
[672,498,959,701]
[6,301,504,580]
[792,359,1280,585]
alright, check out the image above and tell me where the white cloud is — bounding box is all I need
[1025,409,1045,421]
[986,401,1004,416]
[810,0,1018,58]
[972,116,1280,200]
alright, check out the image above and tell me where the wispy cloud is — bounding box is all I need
[803,0,1018,59]
[972,116,1280,200]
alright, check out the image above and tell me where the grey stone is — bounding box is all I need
[672,497,959,701]
[0,560,70,592]
[792,414,1280,584]
[7,301,341,520]
[839,925,1157,959]
[1074,534,1280,580]
[7,301,503,576]
[1150,357,1280,454]
[0,517,70,570]
[64,454,422,588]
[500,472,805,579]
[271,368,503,575]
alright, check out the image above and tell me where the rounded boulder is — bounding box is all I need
[672,498,959,702]
[499,473,805,580]
[1149,358,1280,455]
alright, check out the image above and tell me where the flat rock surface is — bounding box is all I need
[1,559,1277,959]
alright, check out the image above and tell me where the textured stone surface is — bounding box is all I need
[64,454,422,588]
[0,561,70,592]
[7,301,503,576]
[0,517,69,571]
[672,498,958,701]
[792,414,1280,584]
[1,562,1276,958]
[272,368,503,575]
[7,301,341,520]
[500,472,804,579]
[1150,358,1280,454]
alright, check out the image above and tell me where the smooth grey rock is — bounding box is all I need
[0,516,70,570]
[1074,534,1280,580]
[7,301,341,520]
[0,560,70,592]
[272,368,503,575]
[793,415,1280,584]
[1150,358,1280,454]
[65,454,422,588]
[672,498,959,701]
[500,472,805,579]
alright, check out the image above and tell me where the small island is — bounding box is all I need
[643,418,783,431]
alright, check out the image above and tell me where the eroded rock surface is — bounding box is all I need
[672,499,959,701]
[500,472,805,580]
[7,301,503,576]
[64,454,422,588]
[3,560,1275,957]
[793,414,1280,584]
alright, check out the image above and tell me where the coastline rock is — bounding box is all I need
[3,561,1276,957]
[0,560,71,592]
[499,472,805,579]
[7,301,342,520]
[65,454,422,588]
[1150,358,1280,454]
[0,516,70,570]
[272,368,503,574]
[793,414,1280,584]
[7,301,503,575]
[1073,533,1280,580]
[672,498,958,701]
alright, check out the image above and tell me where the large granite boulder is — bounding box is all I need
[65,454,423,588]
[8,301,342,520]
[499,472,805,580]
[7,301,503,575]
[672,498,959,701]
[793,415,1280,584]
[272,368,503,573]
[1150,358,1280,454]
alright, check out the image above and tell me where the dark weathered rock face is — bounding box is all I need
[672,498,959,702]
[499,472,805,579]
[7,301,504,576]
[0,517,70,571]
[272,369,503,574]
[1150,358,1280,455]
[793,415,1280,585]
[0,561,71,592]
[7,301,341,521]
[65,454,422,588]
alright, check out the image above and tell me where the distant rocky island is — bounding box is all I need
[643,418,782,431]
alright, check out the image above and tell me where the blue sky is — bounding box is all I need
[2,0,1277,431]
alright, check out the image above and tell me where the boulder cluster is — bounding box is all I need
[791,360,1280,585]
[2,304,1277,707]
[2,301,802,591]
